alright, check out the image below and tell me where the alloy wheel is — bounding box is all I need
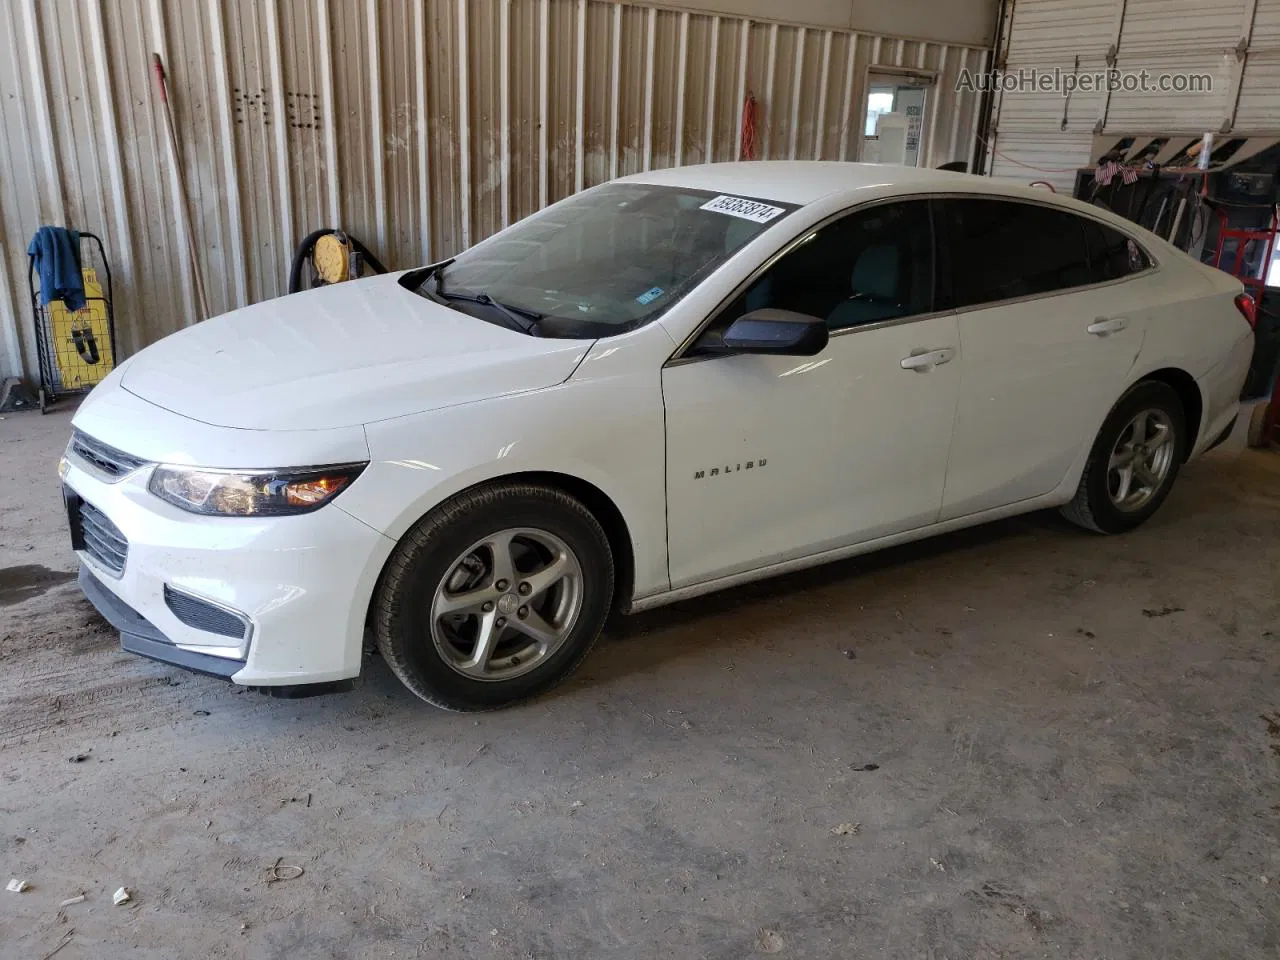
[1107,408,1176,513]
[429,527,584,681]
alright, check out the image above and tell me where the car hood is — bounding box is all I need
[120,275,594,430]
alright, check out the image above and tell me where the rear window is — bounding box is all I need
[1084,219,1152,282]
[940,198,1094,308]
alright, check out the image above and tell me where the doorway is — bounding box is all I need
[862,76,931,166]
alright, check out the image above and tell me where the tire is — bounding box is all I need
[374,482,614,711]
[1061,380,1187,534]
[1246,400,1270,448]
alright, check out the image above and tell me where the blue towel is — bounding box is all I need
[27,226,85,312]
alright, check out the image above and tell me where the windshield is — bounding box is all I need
[410,184,796,337]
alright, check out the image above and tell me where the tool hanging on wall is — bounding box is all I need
[287,229,388,294]
[151,52,211,322]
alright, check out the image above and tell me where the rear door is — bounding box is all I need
[936,198,1152,519]
[662,199,962,588]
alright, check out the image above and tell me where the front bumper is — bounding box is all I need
[78,564,244,678]
[63,455,395,687]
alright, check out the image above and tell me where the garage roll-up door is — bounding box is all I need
[988,0,1280,189]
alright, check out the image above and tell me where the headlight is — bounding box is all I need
[148,463,367,516]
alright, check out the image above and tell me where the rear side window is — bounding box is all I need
[939,198,1094,308]
[1084,219,1151,282]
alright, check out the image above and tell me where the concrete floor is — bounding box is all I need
[1,405,1278,960]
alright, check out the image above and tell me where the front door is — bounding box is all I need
[662,200,962,589]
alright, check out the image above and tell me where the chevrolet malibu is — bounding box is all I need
[62,162,1256,711]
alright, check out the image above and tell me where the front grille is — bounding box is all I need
[76,499,129,576]
[70,430,147,480]
[164,585,251,641]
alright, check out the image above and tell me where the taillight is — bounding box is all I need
[1234,292,1258,329]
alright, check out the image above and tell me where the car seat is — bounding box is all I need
[825,245,904,330]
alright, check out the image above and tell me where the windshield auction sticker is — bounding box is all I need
[699,195,786,223]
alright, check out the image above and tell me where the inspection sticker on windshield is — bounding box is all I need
[636,287,664,305]
[699,195,785,223]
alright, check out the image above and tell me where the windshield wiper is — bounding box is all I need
[436,289,542,334]
[401,260,542,334]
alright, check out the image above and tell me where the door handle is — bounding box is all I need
[1087,317,1129,336]
[900,347,956,372]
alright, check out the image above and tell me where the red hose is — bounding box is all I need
[740,93,758,161]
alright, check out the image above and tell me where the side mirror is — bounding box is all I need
[720,309,829,356]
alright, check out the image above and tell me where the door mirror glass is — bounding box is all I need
[720,309,829,356]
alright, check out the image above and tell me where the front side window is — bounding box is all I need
[699,200,934,350]
[407,184,796,338]
[939,198,1094,308]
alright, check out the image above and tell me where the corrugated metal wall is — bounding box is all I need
[988,0,1280,190]
[0,0,989,381]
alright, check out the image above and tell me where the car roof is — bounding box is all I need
[619,160,1086,211]
[618,161,966,204]
[616,161,1161,246]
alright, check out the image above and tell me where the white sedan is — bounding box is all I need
[62,162,1256,710]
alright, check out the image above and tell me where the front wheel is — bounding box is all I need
[374,483,614,711]
[1062,380,1186,534]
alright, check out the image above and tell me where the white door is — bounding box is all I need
[937,198,1152,519]
[662,200,962,588]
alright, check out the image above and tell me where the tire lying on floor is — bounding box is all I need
[1062,380,1187,534]
[374,482,615,711]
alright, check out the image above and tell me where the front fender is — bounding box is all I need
[337,374,670,601]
